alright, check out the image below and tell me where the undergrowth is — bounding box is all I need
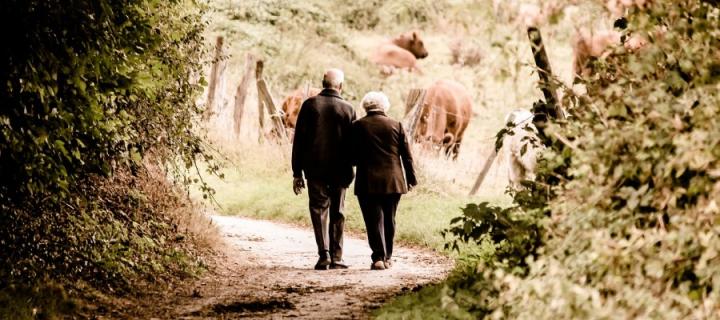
[378,1,720,319]
[1,0,218,318]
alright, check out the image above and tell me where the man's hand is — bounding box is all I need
[293,177,306,195]
[408,183,417,192]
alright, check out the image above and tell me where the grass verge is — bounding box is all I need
[195,142,511,251]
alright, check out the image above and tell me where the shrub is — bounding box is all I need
[0,0,215,316]
[0,0,209,206]
[492,1,720,317]
[419,1,720,318]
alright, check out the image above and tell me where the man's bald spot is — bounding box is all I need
[322,68,344,90]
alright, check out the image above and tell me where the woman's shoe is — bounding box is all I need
[371,260,386,270]
[384,259,392,269]
[330,260,349,269]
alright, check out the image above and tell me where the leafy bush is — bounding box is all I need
[0,0,208,205]
[384,1,720,318]
[491,1,720,318]
[0,0,215,316]
[443,202,542,271]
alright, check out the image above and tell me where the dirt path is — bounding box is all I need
[133,215,453,319]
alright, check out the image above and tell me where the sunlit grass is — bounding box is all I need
[193,141,511,250]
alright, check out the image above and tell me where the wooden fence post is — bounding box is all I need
[233,53,256,137]
[469,149,498,195]
[403,89,426,142]
[527,27,565,120]
[469,28,564,195]
[255,59,288,143]
[256,60,265,141]
[204,36,225,120]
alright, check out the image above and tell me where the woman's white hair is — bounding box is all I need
[361,91,390,112]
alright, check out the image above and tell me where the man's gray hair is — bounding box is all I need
[322,68,344,89]
[361,91,390,112]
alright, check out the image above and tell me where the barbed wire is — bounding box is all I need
[407,109,539,145]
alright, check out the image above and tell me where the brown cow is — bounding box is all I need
[572,28,649,80]
[371,31,429,75]
[414,80,473,159]
[280,87,321,138]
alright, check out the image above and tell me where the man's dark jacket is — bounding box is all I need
[292,88,356,187]
[350,109,417,195]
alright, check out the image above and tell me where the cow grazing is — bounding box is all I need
[280,87,321,137]
[414,80,473,159]
[503,109,543,190]
[371,31,429,75]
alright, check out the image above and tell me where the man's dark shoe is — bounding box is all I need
[330,260,349,269]
[314,256,331,270]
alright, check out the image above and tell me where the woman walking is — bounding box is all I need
[351,92,417,270]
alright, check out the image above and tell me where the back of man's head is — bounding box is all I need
[322,68,344,90]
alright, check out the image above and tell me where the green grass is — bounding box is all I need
[195,142,510,250]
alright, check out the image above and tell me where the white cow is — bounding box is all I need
[503,109,543,190]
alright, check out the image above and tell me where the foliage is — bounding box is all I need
[0,166,212,317]
[375,258,498,320]
[443,203,542,270]
[0,0,215,317]
[491,1,720,318]
[339,0,447,31]
[0,0,211,205]
[0,282,77,320]
[382,1,720,318]
[429,1,720,319]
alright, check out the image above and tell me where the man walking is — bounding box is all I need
[292,69,356,270]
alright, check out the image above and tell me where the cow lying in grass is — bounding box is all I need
[371,31,429,75]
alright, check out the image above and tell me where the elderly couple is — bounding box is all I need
[291,68,417,271]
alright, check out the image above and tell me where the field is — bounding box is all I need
[195,0,591,251]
